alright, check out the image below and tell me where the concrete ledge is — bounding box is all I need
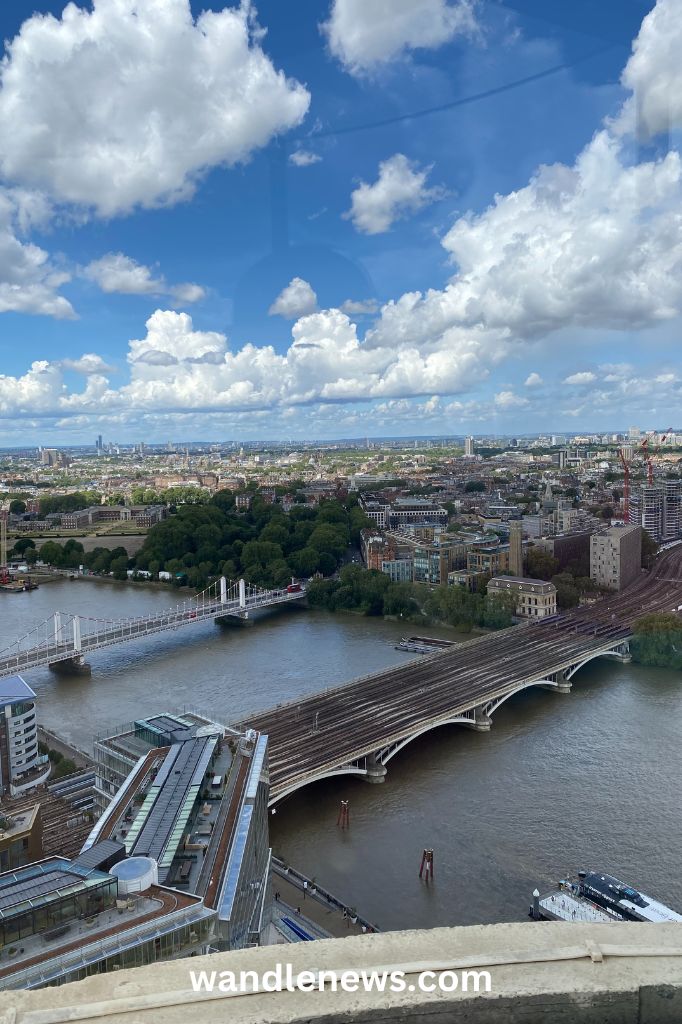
[3,921,682,1023]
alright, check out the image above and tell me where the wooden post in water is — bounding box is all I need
[419,849,434,882]
[337,800,350,829]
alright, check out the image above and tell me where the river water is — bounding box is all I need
[3,580,681,931]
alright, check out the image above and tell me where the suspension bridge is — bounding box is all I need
[0,578,305,679]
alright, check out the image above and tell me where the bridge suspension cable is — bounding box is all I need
[0,577,305,678]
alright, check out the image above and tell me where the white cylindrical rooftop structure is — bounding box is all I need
[110,856,158,895]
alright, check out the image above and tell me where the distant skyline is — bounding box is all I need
[2,426,676,453]
[0,0,680,444]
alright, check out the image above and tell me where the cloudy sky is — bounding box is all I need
[0,0,680,444]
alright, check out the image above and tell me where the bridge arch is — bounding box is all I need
[563,643,630,680]
[269,765,370,807]
[484,678,562,717]
[377,716,478,766]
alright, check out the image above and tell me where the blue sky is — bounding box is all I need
[0,0,680,444]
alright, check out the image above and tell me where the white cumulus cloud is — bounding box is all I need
[495,390,528,409]
[60,354,115,375]
[289,150,322,167]
[323,0,478,74]
[340,298,379,315]
[0,190,74,319]
[616,0,682,138]
[564,372,597,385]
[269,278,319,318]
[524,372,543,387]
[83,253,205,305]
[346,154,445,234]
[0,0,310,217]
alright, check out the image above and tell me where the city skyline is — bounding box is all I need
[0,0,680,444]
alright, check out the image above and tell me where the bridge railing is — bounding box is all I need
[0,577,305,671]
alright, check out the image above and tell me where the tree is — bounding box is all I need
[288,547,319,578]
[9,499,26,514]
[12,538,35,555]
[641,529,658,569]
[318,552,337,576]
[211,489,235,513]
[464,481,485,493]
[631,613,682,669]
[525,547,559,581]
[39,541,65,566]
[110,555,129,580]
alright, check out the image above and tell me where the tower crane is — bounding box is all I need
[641,426,673,485]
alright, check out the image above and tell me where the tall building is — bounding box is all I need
[629,486,665,541]
[663,480,682,541]
[508,520,523,577]
[464,436,475,457]
[590,524,642,591]
[0,677,51,798]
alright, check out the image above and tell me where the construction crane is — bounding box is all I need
[641,426,673,485]
[0,513,7,578]
[618,447,632,523]
[619,429,673,522]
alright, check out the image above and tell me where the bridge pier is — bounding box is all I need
[539,670,572,694]
[364,753,387,785]
[462,707,492,732]
[49,656,91,676]
[605,641,631,664]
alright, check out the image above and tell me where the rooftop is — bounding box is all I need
[0,857,112,922]
[489,575,553,587]
[0,675,35,708]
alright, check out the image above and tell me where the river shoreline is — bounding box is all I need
[3,579,680,933]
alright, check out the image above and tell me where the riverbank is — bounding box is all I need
[7,578,682,935]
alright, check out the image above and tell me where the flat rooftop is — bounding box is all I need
[0,858,112,923]
[0,881,205,989]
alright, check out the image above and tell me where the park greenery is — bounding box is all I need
[307,563,517,631]
[131,491,370,589]
[12,492,372,588]
[631,613,682,670]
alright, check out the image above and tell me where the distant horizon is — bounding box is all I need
[2,428,680,455]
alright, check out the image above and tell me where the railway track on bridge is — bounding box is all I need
[242,547,682,803]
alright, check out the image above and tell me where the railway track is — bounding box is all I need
[242,547,682,802]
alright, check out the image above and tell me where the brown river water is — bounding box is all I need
[2,579,681,931]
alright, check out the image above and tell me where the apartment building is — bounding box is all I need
[0,677,51,798]
[590,524,642,591]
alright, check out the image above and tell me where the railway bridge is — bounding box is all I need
[242,547,682,805]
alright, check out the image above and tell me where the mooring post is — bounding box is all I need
[337,800,350,829]
[532,888,540,920]
[419,849,434,882]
